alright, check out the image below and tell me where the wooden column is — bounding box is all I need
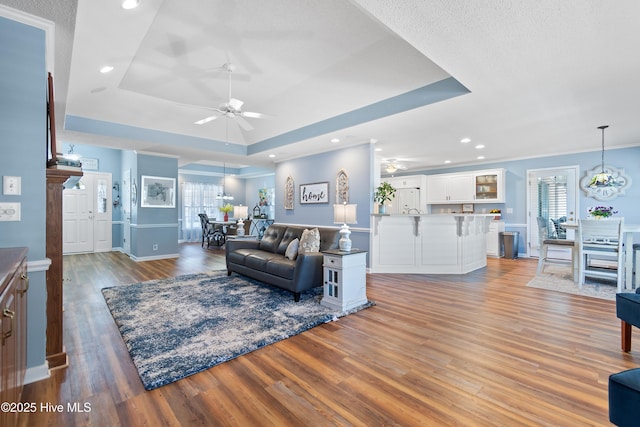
[45,168,81,369]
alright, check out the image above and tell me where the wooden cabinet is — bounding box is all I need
[427,169,505,204]
[0,247,28,427]
[426,173,474,203]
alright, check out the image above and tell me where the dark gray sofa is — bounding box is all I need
[225,224,340,301]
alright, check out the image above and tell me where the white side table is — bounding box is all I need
[321,249,368,311]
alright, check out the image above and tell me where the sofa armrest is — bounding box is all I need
[292,252,324,291]
[225,239,260,257]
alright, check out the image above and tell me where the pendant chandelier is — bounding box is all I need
[216,162,234,200]
[216,118,234,200]
[588,125,616,188]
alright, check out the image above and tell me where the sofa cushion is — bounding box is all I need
[245,251,282,271]
[299,228,321,254]
[259,224,286,253]
[284,238,299,260]
[277,227,304,254]
[266,257,296,280]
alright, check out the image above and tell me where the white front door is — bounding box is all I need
[63,172,113,254]
[63,175,94,253]
[527,166,579,258]
[93,173,112,252]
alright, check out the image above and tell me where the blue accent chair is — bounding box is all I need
[609,368,640,427]
[616,290,640,352]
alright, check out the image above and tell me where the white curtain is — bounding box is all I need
[181,182,223,242]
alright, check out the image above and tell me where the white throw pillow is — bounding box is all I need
[285,238,299,260]
[299,228,320,254]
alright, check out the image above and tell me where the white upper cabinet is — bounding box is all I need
[426,169,505,204]
[426,173,474,203]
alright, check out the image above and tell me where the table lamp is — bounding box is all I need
[333,203,357,251]
[234,205,249,236]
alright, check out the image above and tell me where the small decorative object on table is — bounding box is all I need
[374,182,396,215]
[219,203,234,221]
[588,205,618,219]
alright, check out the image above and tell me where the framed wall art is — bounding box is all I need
[284,176,295,209]
[300,181,329,204]
[140,175,176,208]
[336,169,349,204]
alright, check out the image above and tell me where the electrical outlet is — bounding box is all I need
[152,244,158,251]
[0,202,21,221]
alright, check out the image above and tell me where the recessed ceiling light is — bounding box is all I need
[268,154,276,158]
[444,160,451,164]
[375,148,382,152]
[477,156,485,160]
[475,144,485,149]
[121,0,140,9]
[100,65,114,74]
[331,138,340,143]
[460,138,471,143]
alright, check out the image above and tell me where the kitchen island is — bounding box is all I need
[370,214,495,274]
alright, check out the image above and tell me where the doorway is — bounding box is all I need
[63,171,113,254]
[526,166,579,258]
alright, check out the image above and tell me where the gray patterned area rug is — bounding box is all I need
[525,266,634,301]
[102,271,374,390]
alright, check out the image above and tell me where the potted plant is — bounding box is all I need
[588,205,618,219]
[374,182,396,214]
[219,203,234,221]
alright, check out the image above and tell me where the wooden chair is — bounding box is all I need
[578,218,624,292]
[536,217,577,281]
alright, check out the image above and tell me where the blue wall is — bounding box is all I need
[275,143,374,254]
[0,16,48,374]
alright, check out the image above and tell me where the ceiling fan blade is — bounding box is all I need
[194,114,219,125]
[234,115,254,131]
[241,111,266,119]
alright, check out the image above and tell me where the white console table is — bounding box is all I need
[321,249,368,311]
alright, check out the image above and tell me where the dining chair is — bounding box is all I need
[578,218,624,292]
[536,217,577,281]
[198,213,216,248]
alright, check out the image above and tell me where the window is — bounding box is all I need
[181,182,223,242]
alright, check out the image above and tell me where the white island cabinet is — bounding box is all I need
[370,214,494,274]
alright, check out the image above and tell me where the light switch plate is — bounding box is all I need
[0,202,21,221]
[3,176,21,195]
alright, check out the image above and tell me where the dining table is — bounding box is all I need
[562,221,640,290]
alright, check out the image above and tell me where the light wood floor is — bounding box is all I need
[19,244,639,426]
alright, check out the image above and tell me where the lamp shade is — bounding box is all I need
[334,204,357,225]
[233,205,248,219]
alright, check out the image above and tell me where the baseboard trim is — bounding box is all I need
[130,253,180,262]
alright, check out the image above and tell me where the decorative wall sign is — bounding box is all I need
[579,164,631,201]
[81,158,99,170]
[284,176,295,209]
[336,169,349,204]
[300,182,329,204]
[140,175,176,208]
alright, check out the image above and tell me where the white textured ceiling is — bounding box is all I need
[4,0,640,173]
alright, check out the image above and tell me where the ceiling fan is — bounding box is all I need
[193,63,267,131]
[381,159,409,174]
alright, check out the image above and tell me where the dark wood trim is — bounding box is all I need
[45,169,81,369]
